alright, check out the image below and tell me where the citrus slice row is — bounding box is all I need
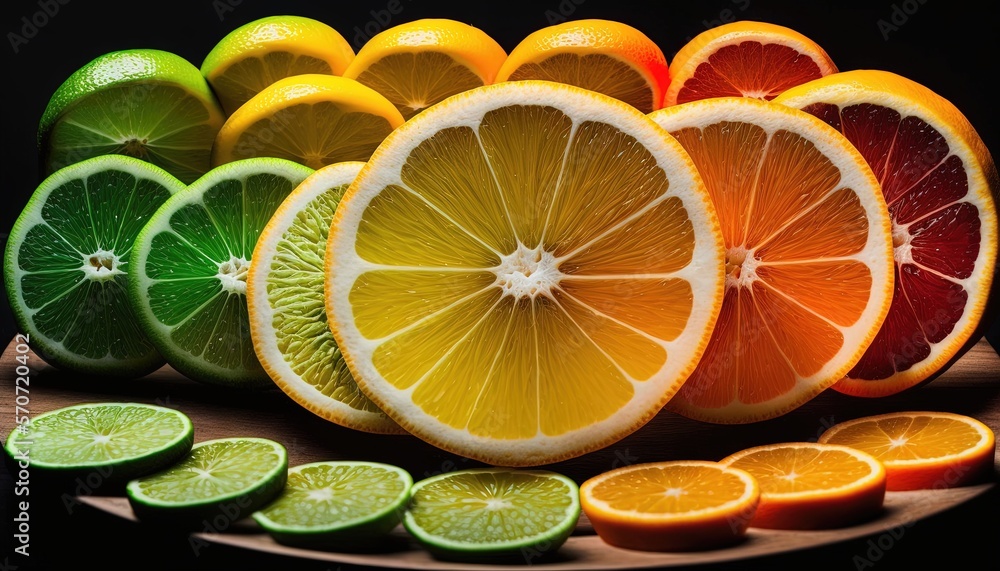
[247,162,401,432]
[650,97,894,423]
[327,81,724,465]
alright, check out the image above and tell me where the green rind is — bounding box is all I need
[126,437,288,527]
[252,461,412,548]
[3,402,193,485]
[403,468,581,561]
[127,158,314,387]
[201,15,338,75]
[3,155,186,377]
[39,49,222,140]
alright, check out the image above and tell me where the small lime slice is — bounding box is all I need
[4,155,185,376]
[39,49,225,184]
[252,461,412,547]
[126,437,287,526]
[247,162,400,432]
[128,158,314,387]
[3,403,193,484]
[403,468,580,561]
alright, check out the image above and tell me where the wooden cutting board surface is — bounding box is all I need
[3,338,998,569]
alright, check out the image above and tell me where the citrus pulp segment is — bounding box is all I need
[774,70,1000,396]
[325,80,725,465]
[252,461,412,547]
[38,49,225,184]
[664,21,837,107]
[202,15,356,115]
[818,411,996,490]
[211,74,404,169]
[3,155,185,376]
[721,442,887,529]
[126,437,287,525]
[403,468,580,560]
[495,19,669,113]
[343,19,507,120]
[649,97,894,423]
[247,162,401,433]
[128,158,314,387]
[3,403,193,481]
[580,461,759,551]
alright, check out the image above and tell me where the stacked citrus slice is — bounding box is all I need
[775,70,999,396]
[496,19,670,113]
[326,80,725,465]
[344,19,507,120]
[665,21,836,106]
[650,97,894,423]
[202,15,356,115]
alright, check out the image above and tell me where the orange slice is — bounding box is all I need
[325,81,725,466]
[580,461,759,551]
[721,442,886,529]
[665,21,836,107]
[495,19,669,113]
[818,411,995,490]
[775,70,1000,396]
[649,97,894,423]
[343,19,506,120]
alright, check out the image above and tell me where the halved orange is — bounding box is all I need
[721,442,886,529]
[665,21,836,107]
[325,80,725,466]
[580,461,759,551]
[649,97,894,423]
[775,71,1000,396]
[343,19,506,120]
[818,411,995,490]
[495,19,670,113]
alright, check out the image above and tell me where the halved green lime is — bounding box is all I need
[252,461,412,548]
[128,158,314,387]
[403,468,580,561]
[39,49,225,184]
[126,437,287,526]
[3,155,185,376]
[3,403,193,483]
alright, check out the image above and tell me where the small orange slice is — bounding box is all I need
[721,442,886,529]
[818,411,995,491]
[665,21,836,107]
[580,461,759,551]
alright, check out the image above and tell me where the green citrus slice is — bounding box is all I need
[128,158,313,387]
[247,162,400,432]
[252,461,412,547]
[4,155,185,376]
[403,468,580,561]
[126,437,287,525]
[3,403,193,482]
[39,49,225,184]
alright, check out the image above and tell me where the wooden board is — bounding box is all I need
[3,338,999,568]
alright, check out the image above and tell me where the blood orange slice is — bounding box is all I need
[649,97,894,423]
[776,70,999,396]
[665,21,836,107]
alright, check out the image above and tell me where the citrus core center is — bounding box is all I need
[495,244,561,299]
[217,256,250,295]
[725,246,758,289]
[892,221,914,265]
[82,249,123,282]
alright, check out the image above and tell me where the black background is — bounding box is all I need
[2,0,999,569]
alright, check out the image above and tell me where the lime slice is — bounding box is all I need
[252,461,412,547]
[3,403,193,484]
[126,437,287,526]
[39,49,226,184]
[403,468,580,561]
[247,162,401,432]
[128,158,314,387]
[3,155,185,376]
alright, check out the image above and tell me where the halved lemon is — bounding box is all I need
[325,80,725,466]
